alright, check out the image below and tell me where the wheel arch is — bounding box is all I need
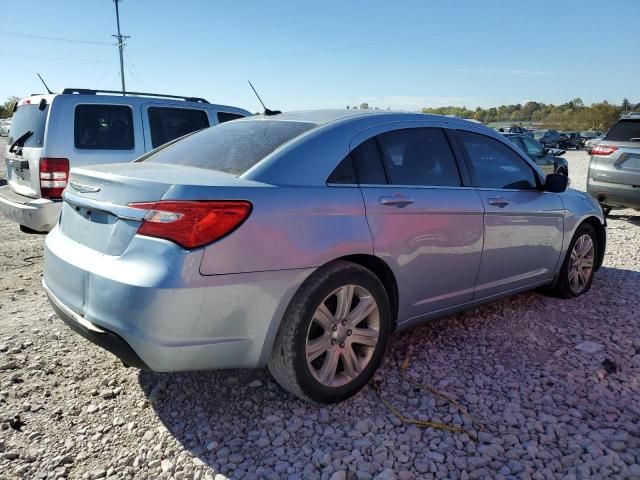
[581,216,606,270]
[337,254,400,331]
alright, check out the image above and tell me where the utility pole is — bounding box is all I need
[112,0,129,96]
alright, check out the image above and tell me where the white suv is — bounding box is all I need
[0,88,250,232]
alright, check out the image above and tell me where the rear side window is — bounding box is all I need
[351,138,387,184]
[217,112,245,124]
[8,104,48,148]
[74,105,134,150]
[377,128,461,187]
[605,119,640,142]
[458,131,537,190]
[143,120,317,175]
[148,107,210,148]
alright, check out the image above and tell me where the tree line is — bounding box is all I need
[421,98,637,131]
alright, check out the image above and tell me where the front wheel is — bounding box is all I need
[268,261,391,403]
[551,223,598,298]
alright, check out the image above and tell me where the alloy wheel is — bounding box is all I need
[305,285,380,387]
[568,234,595,294]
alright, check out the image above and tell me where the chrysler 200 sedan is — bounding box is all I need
[43,110,606,403]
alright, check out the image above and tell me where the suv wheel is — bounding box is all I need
[551,223,598,298]
[268,261,391,403]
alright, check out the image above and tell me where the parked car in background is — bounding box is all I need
[0,118,11,136]
[503,133,568,176]
[42,110,606,404]
[564,132,582,149]
[0,89,250,233]
[501,125,533,137]
[581,130,603,146]
[587,112,640,215]
[584,134,605,154]
[539,130,569,149]
[533,130,546,141]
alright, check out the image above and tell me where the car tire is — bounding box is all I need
[550,223,598,298]
[556,168,568,176]
[268,260,392,404]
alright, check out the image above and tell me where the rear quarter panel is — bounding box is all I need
[175,185,374,275]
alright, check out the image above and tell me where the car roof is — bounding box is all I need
[19,92,250,113]
[243,109,478,128]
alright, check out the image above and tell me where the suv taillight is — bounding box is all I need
[128,200,252,249]
[591,145,619,156]
[39,158,69,199]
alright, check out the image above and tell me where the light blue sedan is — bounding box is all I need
[43,110,606,403]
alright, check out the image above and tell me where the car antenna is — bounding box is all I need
[248,80,281,116]
[37,73,54,94]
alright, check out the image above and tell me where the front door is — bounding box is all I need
[455,130,564,299]
[352,126,485,321]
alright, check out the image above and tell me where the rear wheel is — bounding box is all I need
[551,223,598,298]
[556,167,568,176]
[268,261,391,403]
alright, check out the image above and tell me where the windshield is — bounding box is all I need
[143,119,318,175]
[604,120,640,142]
[8,104,48,148]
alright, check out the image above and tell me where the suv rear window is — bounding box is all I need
[148,107,210,148]
[143,120,317,175]
[604,119,640,142]
[75,104,134,150]
[8,104,48,148]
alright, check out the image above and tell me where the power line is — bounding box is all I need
[0,30,111,45]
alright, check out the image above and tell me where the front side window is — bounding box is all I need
[74,104,134,150]
[148,107,210,148]
[376,128,461,187]
[522,137,545,157]
[458,131,537,190]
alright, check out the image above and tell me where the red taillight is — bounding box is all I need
[128,200,252,249]
[39,158,69,199]
[591,145,619,156]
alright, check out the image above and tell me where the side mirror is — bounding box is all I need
[544,173,569,193]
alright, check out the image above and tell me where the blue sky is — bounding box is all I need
[1,0,638,112]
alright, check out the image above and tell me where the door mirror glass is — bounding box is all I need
[544,173,569,193]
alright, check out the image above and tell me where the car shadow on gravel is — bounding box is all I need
[137,265,640,476]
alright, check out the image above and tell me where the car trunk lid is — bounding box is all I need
[59,163,246,256]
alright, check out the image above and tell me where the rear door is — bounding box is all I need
[352,125,485,319]
[591,118,640,187]
[141,104,211,151]
[5,102,49,197]
[455,129,564,298]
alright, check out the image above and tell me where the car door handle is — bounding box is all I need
[379,195,415,208]
[488,197,510,207]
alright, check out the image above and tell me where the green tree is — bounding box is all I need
[0,96,20,118]
[622,98,631,112]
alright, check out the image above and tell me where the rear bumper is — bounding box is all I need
[587,178,640,210]
[44,280,150,369]
[0,185,60,231]
[43,225,313,372]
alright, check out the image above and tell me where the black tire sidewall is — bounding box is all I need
[289,265,391,403]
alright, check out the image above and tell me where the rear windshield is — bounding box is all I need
[8,103,48,148]
[605,119,640,142]
[143,119,317,175]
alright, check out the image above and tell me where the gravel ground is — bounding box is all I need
[1,138,639,480]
